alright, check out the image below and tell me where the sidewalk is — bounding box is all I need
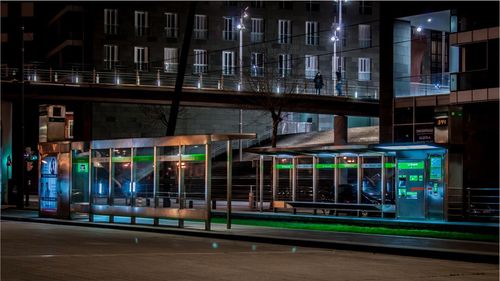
[1,208,497,264]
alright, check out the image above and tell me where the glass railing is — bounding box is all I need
[2,66,380,100]
[394,73,451,97]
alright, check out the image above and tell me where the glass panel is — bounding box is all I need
[276,158,292,201]
[133,147,154,207]
[317,156,335,202]
[91,149,110,205]
[361,156,382,204]
[296,157,313,201]
[112,148,131,206]
[384,156,396,205]
[156,146,179,208]
[183,145,206,208]
[337,156,358,203]
[72,149,89,204]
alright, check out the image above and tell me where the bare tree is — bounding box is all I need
[244,42,304,147]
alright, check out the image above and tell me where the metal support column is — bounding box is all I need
[178,145,184,228]
[153,146,159,225]
[292,158,297,201]
[226,140,232,229]
[130,148,136,224]
[205,142,212,230]
[88,149,93,222]
[381,155,386,218]
[334,156,339,203]
[357,155,362,216]
[259,155,264,212]
[272,157,277,211]
[108,148,113,223]
[312,156,318,202]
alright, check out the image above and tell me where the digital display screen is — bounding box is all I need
[429,156,442,180]
[40,156,58,213]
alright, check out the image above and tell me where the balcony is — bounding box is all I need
[395,73,451,97]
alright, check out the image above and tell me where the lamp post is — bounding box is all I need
[237,7,248,161]
[331,0,342,96]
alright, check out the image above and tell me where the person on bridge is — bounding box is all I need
[336,70,344,96]
[314,72,324,95]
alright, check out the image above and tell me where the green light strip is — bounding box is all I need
[384,163,396,168]
[337,163,358,169]
[276,164,293,169]
[315,163,335,169]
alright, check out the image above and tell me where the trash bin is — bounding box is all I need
[249,192,256,209]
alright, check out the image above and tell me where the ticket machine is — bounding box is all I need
[396,150,446,220]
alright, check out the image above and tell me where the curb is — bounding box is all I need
[1,215,498,264]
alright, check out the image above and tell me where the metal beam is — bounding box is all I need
[205,142,212,230]
[226,140,232,229]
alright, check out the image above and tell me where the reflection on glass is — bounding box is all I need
[317,157,335,202]
[338,156,358,203]
[183,145,206,204]
[361,157,382,204]
[156,146,179,208]
[133,147,154,206]
[72,149,89,204]
[276,158,292,201]
[296,157,313,201]
[92,149,110,205]
[112,148,131,206]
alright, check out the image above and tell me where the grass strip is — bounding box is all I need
[211,217,498,242]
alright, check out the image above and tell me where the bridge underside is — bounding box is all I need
[2,82,379,117]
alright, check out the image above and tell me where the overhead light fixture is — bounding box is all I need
[416,26,422,32]
[427,18,432,23]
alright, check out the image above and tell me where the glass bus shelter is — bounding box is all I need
[249,143,447,221]
[38,134,255,230]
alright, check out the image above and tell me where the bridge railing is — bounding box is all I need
[2,66,379,100]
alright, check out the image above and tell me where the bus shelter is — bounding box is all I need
[248,143,448,221]
[38,133,255,230]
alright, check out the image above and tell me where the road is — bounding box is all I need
[1,221,498,281]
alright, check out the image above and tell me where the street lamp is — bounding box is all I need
[237,7,248,161]
[332,0,343,96]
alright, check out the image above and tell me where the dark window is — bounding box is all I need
[223,1,237,7]
[279,1,293,10]
[359,1,372,15]
[251,1,265,8]
[415,106,435,124]
[463,42,488,72]
[394,125,413,142]
[306,2,320,12]
[394,107,413,124]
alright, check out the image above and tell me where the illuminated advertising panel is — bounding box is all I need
[40,156,58,213]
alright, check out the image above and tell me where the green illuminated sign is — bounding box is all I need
[384,163,396,168]
[276,164,293,169]
[72,157,89,164]
[409,175,419,182]
[337,163,358,169]
[419,175,423,181]
[398,188,406,196]
[315,163,335,169]
[77,163,88,173]
[180,153,205,161]
[397,161,424,170]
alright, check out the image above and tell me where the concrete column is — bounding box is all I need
[226,140,232,229]
[334,115,348,145]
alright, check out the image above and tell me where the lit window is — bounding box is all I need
[134,11,149,36]
[278,19,291,44]
[193,49,207,74]
[251,18,264,43]
[251,53,264,77]
[305,55,318,79]
[104,9,118,35]
[358,24,371,48]
[193,15,207,40]
[223,16,236,41]
[164,48,178,73]
[222,51,235,76]
[104,44,118,70]
[164,13,178,38]
[358,57,371,81]
[134,46,149,71]
[305,21,319,46]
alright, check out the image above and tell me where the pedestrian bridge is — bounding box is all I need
[1,67,380,116]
